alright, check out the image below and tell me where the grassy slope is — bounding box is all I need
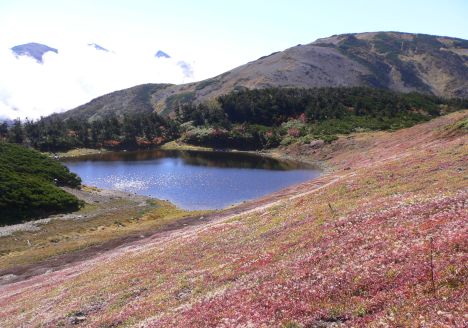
[0,112,466,327]
[0,186,205,275]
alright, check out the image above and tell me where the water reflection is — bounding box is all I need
[64,150,320,210]
[65,150,307,170]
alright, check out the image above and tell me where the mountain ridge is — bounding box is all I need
[58,31,468,121]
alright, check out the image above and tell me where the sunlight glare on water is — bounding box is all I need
[64,150,320,210]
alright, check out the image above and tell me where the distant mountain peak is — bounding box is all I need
[88,43,109,52]
[11,42,58,63]
[155,50,170,58]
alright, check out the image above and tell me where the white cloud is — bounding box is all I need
[0,43,197,120]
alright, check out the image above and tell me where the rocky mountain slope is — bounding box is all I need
[1,111,466,327]
[60,31,468,121]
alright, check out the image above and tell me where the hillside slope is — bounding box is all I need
[60,31,468,121]
[0,111,466,327]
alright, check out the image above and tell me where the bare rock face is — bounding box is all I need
[59,32,468,121]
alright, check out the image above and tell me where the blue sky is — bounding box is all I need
[1,0,467,70]
[0,0,466,118]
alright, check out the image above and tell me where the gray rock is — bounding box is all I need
[309,140,325,149]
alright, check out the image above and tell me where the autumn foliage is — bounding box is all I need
[0,112,466,327]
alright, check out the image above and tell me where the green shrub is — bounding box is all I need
[319,134,339,143]
[279,135,297,146]
[0,143,82,224]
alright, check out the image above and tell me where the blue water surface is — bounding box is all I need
[64,150,320,210]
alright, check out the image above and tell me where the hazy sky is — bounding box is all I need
[0,0,467,119]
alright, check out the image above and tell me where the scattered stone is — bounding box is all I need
[0,274,17,283]
[310,320,346,327]
[309,139,325,149]
[68,312,86,325]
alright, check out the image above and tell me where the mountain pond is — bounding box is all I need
[64,149,321,210]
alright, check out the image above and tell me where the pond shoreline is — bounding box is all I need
[1,143,326,285]
[0,169,329,285]
[62,147,321,210]
[51,141,328,171]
